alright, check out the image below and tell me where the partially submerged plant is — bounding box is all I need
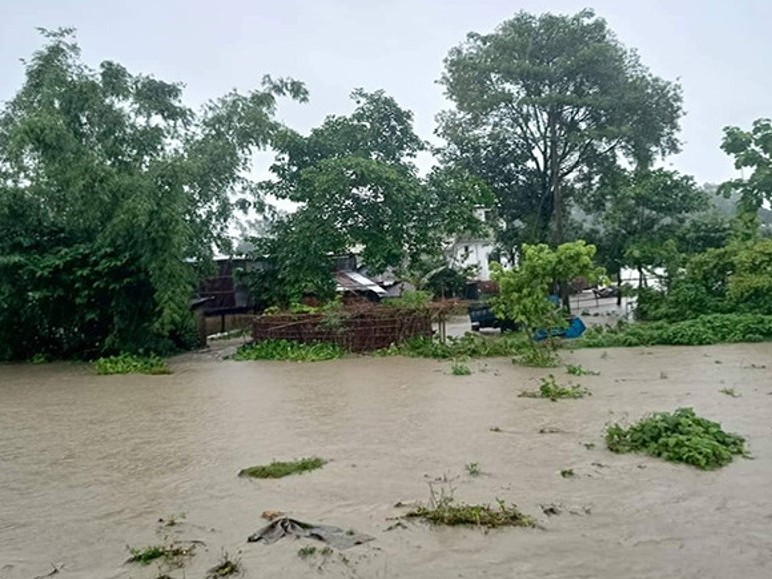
[519,375,590,401]
[566,364,599,376]
[239,457,326,479]
[560,469,575,478]
[94,353,171,375]
[465,462,481,477]
[207,549,242,578]
[451,359,472,375]
[232,340,343,362]
[720,387,741,398]
[128,542,195,566]
[513,346,560,368]
[605,407,747,470]
[404,484,534,528]
[297,546,317,558]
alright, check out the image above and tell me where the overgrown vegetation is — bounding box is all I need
[405,486,534,528]
[519,375,589,401]
[128,542,195,566]
[378,332,530,359]
[605,408,747,469]
[207,550,242,578]
[232,340,343,362]
[566,364,600,376]
[451,359,472,375]
[238,457,326,479]
[93,353,171,375]
[575,314,772,348]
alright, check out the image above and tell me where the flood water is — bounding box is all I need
[1,343,771,578]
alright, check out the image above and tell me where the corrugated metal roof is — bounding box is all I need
[334,270,387,296]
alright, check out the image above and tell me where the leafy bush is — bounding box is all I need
[239,457,326,479]
[605,408,746,469]
[519,375,589,401]
[382,290,433,309]
[233,340,343,362]
[566,364,599,376]
[451,359,472,375]
[406,496,534,528]
[575,314,772,348]
[513,345,560,367]
[377,332,530,359]
[93,353,171,375]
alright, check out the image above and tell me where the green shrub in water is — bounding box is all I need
[233,340,343,362]
[605,407,747,469]
[239,457,327,479]
[94,353,170,375]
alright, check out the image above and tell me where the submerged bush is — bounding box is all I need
[406,496,534,528]
[233,340,343,362]
[93,353,171,375]
[575,313,772,348]
[605,408,746,469]
[519,375,589,401]
[239,457,327,479]
[378,332,530,359]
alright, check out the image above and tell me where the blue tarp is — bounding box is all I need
[534,316,587,341]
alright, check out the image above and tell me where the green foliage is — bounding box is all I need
[242,90,491,307]
[560,469,575,478]
[0,29,306,360]
[406,493,534,528]
[128,542,195,565]
[451,359,472,376]
[207,550,242,578]
[519,375,589,401]
[720,387,740,398]
[93,353,170,375]
[383,290,433,310]
[465,462,481,476]
[437,9,683,251]
[377,332,530,359]
[491,241,603,332]
[566,364,600,376]
[576,314,772,348]
[720,118,772,215]
[297,546,317,558]
[238,457,327,479]
[232,340,344,362]
[513,346,561,368]
[636,239,772,322]
[606,408,747,470]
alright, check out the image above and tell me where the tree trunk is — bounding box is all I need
[616,265,623,306]
[549,113,569,311]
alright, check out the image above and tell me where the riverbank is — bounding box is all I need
[1,343,770,578]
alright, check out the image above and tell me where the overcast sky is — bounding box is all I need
[1,0,769,185]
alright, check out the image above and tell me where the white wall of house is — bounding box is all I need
[452,240,495,281]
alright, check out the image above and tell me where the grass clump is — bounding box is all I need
[405,490,534,528]
[566,364,599,376]
[377,332,530,359]
[207,550,242,578]
[720,387,740,398]
[605,407,747,470]
[465,462,481,476]
[232,340,343,362]
[560,468,575,478]
[128,542,194,565]
[575,313,772,348]
[297,546,317,558]
[239,457,326,479]
[513,345,560,368]
[94,353,170,375]
[519,375,589,401]
[451,358,472,375]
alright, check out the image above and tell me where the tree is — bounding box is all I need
[581,168,708,292]
[0,29,307,359]
[437,9,683,255]
[491,241,603,336]
[247,90,491,306]
[720,118,772,213]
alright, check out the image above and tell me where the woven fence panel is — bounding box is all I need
[252,310,433,352]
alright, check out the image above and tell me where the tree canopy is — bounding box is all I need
[437,9,683,254]
[0,28,307,359]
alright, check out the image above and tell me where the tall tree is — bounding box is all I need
[0,28,306,359]
[248,90,491,306]
[437,9,683,255]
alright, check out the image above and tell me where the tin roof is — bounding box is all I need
[334,270,387,296]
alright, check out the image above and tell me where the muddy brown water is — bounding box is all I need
[1,344,771,578]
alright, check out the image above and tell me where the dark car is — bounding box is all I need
[468,303,518,332]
